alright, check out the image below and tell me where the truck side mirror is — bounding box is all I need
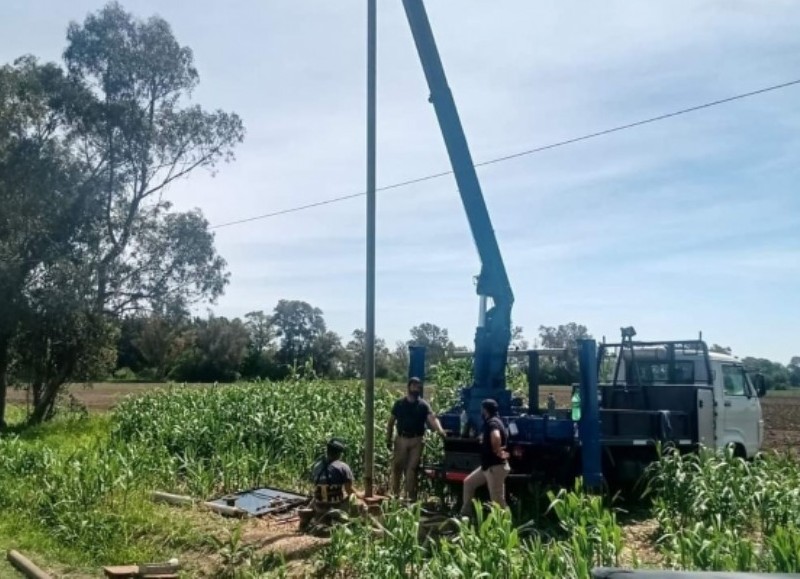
[753,373,767,398]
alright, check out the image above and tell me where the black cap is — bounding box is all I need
[327,438,346,452]
[408,377,422,386]
[481,399,499,413]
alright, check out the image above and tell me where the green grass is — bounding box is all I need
[0,515,75,577]
[767,388,800,397]
[0,496,206,577]
[2,378,800,577]
[4,403,27,426]
[0,408,211,576]
[0,378,405,576]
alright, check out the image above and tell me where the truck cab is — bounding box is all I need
[611,346,765,458]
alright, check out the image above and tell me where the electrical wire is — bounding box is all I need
[210,78,800,230]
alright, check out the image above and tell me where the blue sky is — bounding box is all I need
[3,1,799,362]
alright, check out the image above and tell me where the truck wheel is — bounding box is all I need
[725,442,746,459]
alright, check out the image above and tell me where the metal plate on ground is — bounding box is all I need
[209,486,309,517]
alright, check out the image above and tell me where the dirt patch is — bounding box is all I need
[136,503,328,578]
[759,395,800,454]
[6,382,192,412]
[241,516,328,560]
[619,516,664,568]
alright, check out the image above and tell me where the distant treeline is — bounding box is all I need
[112,310,800,390]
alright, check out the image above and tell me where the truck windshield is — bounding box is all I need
[722,364,750,396]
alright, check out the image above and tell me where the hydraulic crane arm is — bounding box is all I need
[401,0,514,394]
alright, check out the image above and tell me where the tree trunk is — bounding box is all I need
[27,361,71,427]
[32,381,43,408]
[27,381,60,426]
[0,345,9,431]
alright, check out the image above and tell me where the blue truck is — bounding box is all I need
[399,0,766,491]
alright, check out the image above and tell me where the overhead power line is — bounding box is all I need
[211,78,800,230]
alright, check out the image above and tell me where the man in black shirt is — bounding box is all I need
[459,398,510,517]
[305,438,364,529]
[386,377,447,501]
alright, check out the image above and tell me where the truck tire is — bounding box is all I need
[725,442,746,459]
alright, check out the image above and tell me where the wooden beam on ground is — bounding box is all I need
[6,550,52,579]
[103,564,178,578]
[152,489,253,517]
[150,491,195,506]
[201,501,248,518]
[103,560,180,578]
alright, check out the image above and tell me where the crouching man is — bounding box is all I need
[302,438,366,532]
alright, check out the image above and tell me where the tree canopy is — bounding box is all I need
[1,3,796,427]
[0,1,243,426]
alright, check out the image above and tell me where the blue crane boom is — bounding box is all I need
[397,3,736,496]
[400,0,515,420]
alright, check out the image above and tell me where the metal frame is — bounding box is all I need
[578,339,602,490]
[600,339,714,387]
[408,345,427,396]
[209,485,310,517]
[527,350,540,414]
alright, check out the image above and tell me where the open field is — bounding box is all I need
[6,382,175,412]
[1,379,799,577]
[761,394,800,453]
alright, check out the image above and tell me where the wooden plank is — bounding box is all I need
[103,565,179,578]
[150,491,195,506]
[202,501,248,518]
[103,565,138,578]
[103,561,180,578]
[139,562,181,575]
[6,550,52,579]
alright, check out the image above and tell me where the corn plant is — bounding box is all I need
[764,524,800,572]
[546,478,624,568]
[111,379,397,496]
[657,517,757,571]
[429,504,526,578]
[750,452,800,534]
[644,445,800,573]
[644,446,756,532]
[318,487,627,579]
[209,524,255,578]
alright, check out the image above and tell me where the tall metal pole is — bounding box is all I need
[364,0,377,498]
[578,339,603,492]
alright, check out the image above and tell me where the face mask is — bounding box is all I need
[409,389,421,400]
